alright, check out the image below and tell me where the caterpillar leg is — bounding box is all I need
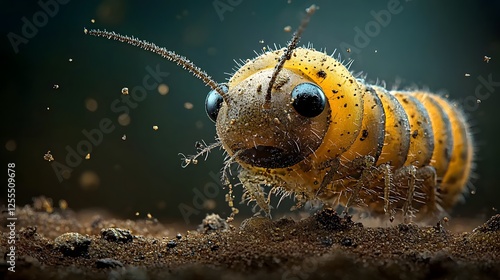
[381,164,395,220]
[397,165,417,223]
[238,169,272,217]
[393,165,439,222]
[343,155,376,216]
[415,166,440,217]
[315,158,340,198]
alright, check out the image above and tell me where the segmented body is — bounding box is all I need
[218,47,474,219]
[86,8,474,220]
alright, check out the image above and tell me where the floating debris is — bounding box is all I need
[44,151,54,162]
[5,140,17,152]
[79,171,100,190]
[184,102,193,110]
[85,98,98,112]
[158,84,169,95]
[33,196,54,213]
[59,199,68,210]
[118,113,130,126]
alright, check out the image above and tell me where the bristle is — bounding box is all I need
[265,4,318,103]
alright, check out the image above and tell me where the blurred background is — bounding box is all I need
[2,0,499,225]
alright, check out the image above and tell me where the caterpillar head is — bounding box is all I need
[207,64,330,169]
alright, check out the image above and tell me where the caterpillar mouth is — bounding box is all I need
[237,145,304,169]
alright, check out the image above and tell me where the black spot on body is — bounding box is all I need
[412,130,419,139]
[316,70,327,78]
[360,129,369,141]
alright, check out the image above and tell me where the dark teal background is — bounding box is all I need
[2,0,499,224]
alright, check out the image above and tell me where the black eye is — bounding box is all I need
[291,83,326,118]
[205,84,228,122]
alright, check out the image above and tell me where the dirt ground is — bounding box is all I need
[1,198,499,280]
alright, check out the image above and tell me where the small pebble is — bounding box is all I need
[340,237,353,247]
[198,214,229,233]
[101,228,134,243]
[167,240,177,248]
[54,232,91,257]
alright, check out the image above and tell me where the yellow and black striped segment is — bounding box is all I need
[413,92,474,208]
[218,47,474,217]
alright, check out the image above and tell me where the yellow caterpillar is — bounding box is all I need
[86,5,474,221]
